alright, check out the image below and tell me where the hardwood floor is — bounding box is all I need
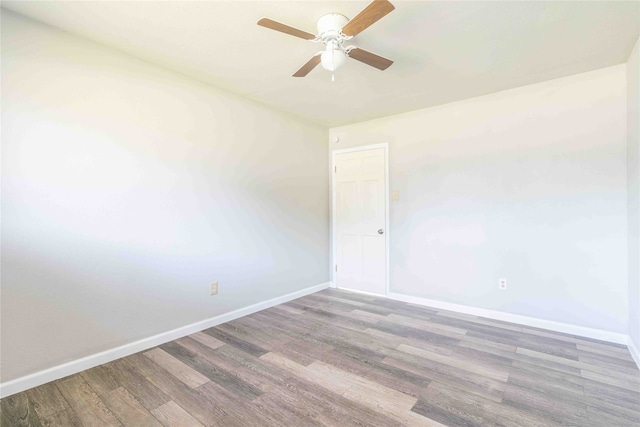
[2,288,639,426]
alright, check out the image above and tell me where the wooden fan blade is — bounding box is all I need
[341,0,395,37]
[293,55,322,77]
[257,18,316,40]
[347,48,393,70]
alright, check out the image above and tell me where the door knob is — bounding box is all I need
[378,229,384,234]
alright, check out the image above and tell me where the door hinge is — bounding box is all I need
[334,166,337,173]
[335,265,338,272]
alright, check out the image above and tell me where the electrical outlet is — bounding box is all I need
[498,278,507,290]
[210,281,218,296]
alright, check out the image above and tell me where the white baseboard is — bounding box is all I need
[629,337,640,370]
[0,282,330,398]
[387,292,629,345]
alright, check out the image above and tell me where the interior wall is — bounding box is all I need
[628,36,640,352]
[330,66,628,334]
[1,11,329,382]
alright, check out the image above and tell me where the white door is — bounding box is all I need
[334,147,387,295]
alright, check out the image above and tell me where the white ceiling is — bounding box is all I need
[3,1,639,127]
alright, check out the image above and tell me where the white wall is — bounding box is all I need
[331,66,628,334]
[628,36,640,353]
[1,11,329,382]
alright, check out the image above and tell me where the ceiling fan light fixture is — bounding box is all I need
[257,0,395,77]
[321,43,346,71]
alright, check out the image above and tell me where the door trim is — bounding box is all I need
[331,143,390,296]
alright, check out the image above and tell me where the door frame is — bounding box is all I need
[331,143,390,296]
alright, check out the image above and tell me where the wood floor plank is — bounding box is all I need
[249,392,327,426]
[412,382,500,427]
[523,327,628,352]
[143,348,209,389]
[576,342,635,361]
[0,391,42,427]
[290,296,357,313]
[230,316,294,347]
[25,382,70,420]
[102,387,162,427]
[295,305,373,332]
[398,343,510,382]
[366,357,432,396]
[159,341,263,401]
[351,308,389,322]
[584,397,640,425]
[215,320,284,350]
[579,353,640,374]
[270,335,334,366]
[369,320,462,347]
[466,328,520,347]
[38,408,83,427]
[352,303,394,316]
[188,332,225,350]
[195,381,270,427]
[150,401,205,427]
[303,328,389,363]
[308,360,418,412]
[517,346,640,382]
[80,365,121,397]
[313,400,405,427]
[452,345,514,371]
[263,355,424,425]
[368,297,438,316]
[507,359,584,397]
[441,311,523,333]
[369,327,457,356]
[581,369,640,392]
[318,348,376,377]
[178,337,283,393]
[269,376,381,425]
[385,313,467,336]
[256,361,403,426]
[308,292,367,307]
[104,358,170,411]
[270,304,304,315]
[494,401,565,427]
[216,343,294,386]
[317,342,434,397]
[202,327,269,357]
[309,321,399,357]
[582,376,640,412]
[458,333,518,353]
[517,336,580,361]
[55,375,122,427]
[260,352,353,394]
[292,296,363,313]
[501,382,589,426]
[383,352,507,403]
[125,353,236,427]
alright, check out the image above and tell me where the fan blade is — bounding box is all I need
[341,0,395,37]
[257,18,316,40]
[347,48,393,70]
[293,55,322,77]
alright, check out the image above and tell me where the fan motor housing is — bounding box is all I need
[317,13,349,41]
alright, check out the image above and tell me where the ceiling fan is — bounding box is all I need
[257,0,395,78]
